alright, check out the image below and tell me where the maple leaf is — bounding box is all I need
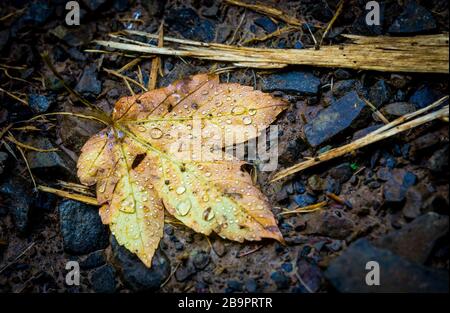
[77,73,287,267]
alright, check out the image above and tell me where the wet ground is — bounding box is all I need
[0,0,448,293]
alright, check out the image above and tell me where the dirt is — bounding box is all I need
[0,0,448,293]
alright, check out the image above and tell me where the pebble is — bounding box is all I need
[59,200,109,254]
[304,91,367,147]
[89,264,116,293]
[325,239,448,292]
[28,93,50,113]
[270,271,290,290]
[261,71,321,95]
[388,2,436,33]
[111,237,170,291]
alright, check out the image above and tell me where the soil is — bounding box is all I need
[0,0,448,293]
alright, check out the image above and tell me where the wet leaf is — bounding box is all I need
[77,73,287,267]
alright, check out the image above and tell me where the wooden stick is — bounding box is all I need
[38,185,99,205]
[148,22,164,90]
[93,33,449,73]
[270,98,449,182]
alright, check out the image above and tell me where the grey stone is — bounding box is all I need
[262,71,321,95]
[325,239,448,293]
[304,92,367,147]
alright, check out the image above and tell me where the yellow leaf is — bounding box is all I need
[77,73,287,267]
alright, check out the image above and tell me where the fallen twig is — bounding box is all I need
[92,33,449,73]
[271,97,449,182]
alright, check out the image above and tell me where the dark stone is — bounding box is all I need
[166,8,216,42]
[75,64,102,96]
[325,177,341,194]
[388,2,436,34]
[381,102,416,118]
[307,175,324,192]
[80,250,106,269]
[12,1,53,34]
[212,239,226,256]
[113,0,130,11]
[254,17,277,33]
[192,250,210,270]
[306,209,354,239]
[409,85,442,109]
[0,176,33,233]
[383,169,417,203]
[368,80,391,108]
[329,163,353,183]
[402,184,429,219]
[351,3,384,36]
[59,200,109,254]
[293,193,316,207]
[142,0,167,17]
[262,72,321,95]
[270,271,290,290]
[227,280,243,292]
[82,0,108,11]
[332,79,365,98]
[294,41,304,49]
[427,146,449,173]
[26,137,75,175]
[325,239,448,292]
[90,264,116,293]
[245,278,258,292]
[281,262,293,273]
[28,94,50,113]
[334,69,351,80]
[376,213,449,264]
[111,237,170,291]
[296,259,323,292]
[304,92,367,147]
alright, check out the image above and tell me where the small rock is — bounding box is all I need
[227,280,243,292]
[427,146,448,173]
[334,69,351,80]
[80,250,106,269]
[0,176,33,233]
[369,80,391,107]
[192,250,210,270]
[254,17,277,33]
[262,71,321,95]
[90,264,116,293]
[306,209,354,239]
[296,259,323,292]
[325,239,448,292]
[26,137,75,175]
[59,200,109,254]
[28,94,50,113]
[307,175,324,192]
[304,91,367,147]
[403,184,432,219]
[112,237,170,291]
[245,278,258,292]
[82,0,107,11]
[212,239,226,257]
[270,271,290,290]
[381,102,416,118]
[409,85,442,109]
[376,212,449,264]
[388,2,436,34]
[329,163,353,183]
[75,64,102,96]
[293,193,317,207]
[383,169,417,203]
[166,8,216,42]
[332,79,365,98]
